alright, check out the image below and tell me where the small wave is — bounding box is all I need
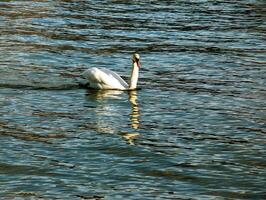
[0,80,83,90]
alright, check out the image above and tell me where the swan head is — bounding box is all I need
[132,53,141,68]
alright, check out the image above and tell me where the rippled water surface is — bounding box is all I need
[1,0,266,199]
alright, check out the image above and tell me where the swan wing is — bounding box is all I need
[99,68,128,88]
[82,67,128,89]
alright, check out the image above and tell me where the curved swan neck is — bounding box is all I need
[129,62,139,89]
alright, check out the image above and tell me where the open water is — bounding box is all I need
[0,0,266,199]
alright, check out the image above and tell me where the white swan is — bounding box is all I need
[82,53,141,90]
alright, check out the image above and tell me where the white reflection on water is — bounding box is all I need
[86,89,124,100]
[85,89,141,144]
[128,90,140,130]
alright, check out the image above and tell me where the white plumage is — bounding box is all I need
[82,53,141,90]
[82,67,128,90]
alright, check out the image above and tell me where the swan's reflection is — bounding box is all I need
[128,90,140,130]
[86,89,124,100]
[85,89,141,145]
[85,89,123,135]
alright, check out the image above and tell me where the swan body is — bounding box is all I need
[82,53,141,90]
[82,67,128,90]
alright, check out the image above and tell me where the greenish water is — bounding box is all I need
[0,0,265,199]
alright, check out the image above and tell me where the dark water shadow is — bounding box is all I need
[0,121,66,144]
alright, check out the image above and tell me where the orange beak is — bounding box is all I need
[136,60,141,68]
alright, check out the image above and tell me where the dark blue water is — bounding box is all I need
[0,0,266,199]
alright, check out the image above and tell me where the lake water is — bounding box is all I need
[0,0,265,199]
